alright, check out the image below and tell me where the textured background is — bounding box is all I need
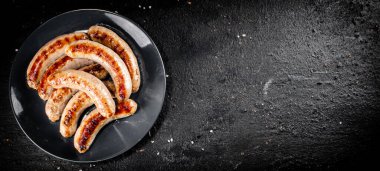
[2,0,380,170]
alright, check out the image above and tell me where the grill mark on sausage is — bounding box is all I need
[38,56,73,95]
[88,26,140,93]
[51,88,72,103]
[49,74,114,116]
[69,43,128,101]
[63,93,86,127]
[77,100,134,151]
[116,100,133,114]
[78,112,106,151]
[28,34,87,85]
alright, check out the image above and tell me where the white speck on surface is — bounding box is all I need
[263,78,274,97]
[237,35,240,38]
[143,7,146,10]
[210,130,213,133]
[339,121,342,125]
[191,141,194,144]
[167,139,170,143]
[201,148,204,151]
[114,11,118,13]
[138,5,141,8]
[57,167,60,170]
[157,151,160,155]
[79,169,82,171]
[151,140,155,143]
[170,138,173,142]
[166,74,169,78]
[242,34,247,37]
[149,6,152,9]
[15,49,18,52]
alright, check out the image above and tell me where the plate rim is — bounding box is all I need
[9,9,166,163]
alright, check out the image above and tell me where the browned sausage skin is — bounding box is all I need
[74,99,137,153]
[45,64,108,122]
[60,80,116,138]
[47,70,115,117]
[88,25,141,93]
[37,56,93,100]
[27,32,88,89]
[65,40,132,101]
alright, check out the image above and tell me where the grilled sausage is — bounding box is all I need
[27,32,88,89]
[60,80,116,138]
[65,40,132,101]
[45,88,77,122]
[47,70,115,117]
[88,25,141,93]
[37,56,93,100]
[74,99,137,153]
[45,64,108,122]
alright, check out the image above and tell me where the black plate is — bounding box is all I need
[9,9,166,162]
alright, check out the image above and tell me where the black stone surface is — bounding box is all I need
[2,0,380,170]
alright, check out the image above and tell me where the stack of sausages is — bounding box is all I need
[26,25,141,153]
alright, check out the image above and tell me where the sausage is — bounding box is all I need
[79,63,109,79]
[60,80,116,138]
[37,56,93,100]
[74,99,137,153]
[88,25,141,93]
[27,32,88,89]
[65,40,132,101]
[47,70,115,117]
[45,88,77,122]
[45,64,108,122]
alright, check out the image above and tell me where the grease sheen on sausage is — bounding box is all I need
[45,64,108,122]
[74,99,137,153]
[88,25,141,93]
[27,32,88,89]
[37,56,93,100]
[60,80,116,138]
[47,70,115,117]
[65,40,132,101]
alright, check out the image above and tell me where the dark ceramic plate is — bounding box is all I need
[9,9,165,162]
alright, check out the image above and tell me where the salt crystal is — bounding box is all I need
[242,34,246,37]
[15,49,19,52]
[210,130,213,133]
[138,5,141,8]
[57,167,60,170]
[149,6,152,9]
[151,141,155,143]
[157,152,160,155]
[191,141,194,144]
[143,7,146,10]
